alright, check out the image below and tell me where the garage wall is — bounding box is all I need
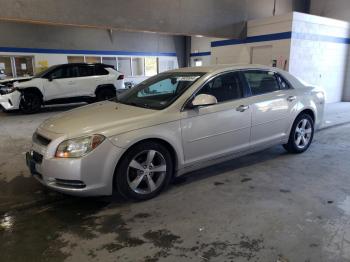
[310,0,350,22]
[290,12,350,103]
[310,0,350,101]
[190,36,224,67]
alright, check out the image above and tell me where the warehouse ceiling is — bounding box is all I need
[0,0,308,38]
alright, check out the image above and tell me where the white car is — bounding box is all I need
[26,64,325,200]
[0,63,125,113]
[0,69,6,80]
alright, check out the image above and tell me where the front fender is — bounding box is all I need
[108,121,185,170]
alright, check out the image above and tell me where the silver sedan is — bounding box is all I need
[26,64,325,200]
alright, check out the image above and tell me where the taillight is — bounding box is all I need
[117,75,124,80]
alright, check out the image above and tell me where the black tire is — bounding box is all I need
[283,113,314,154]
[19,92,42,114]
[96,88,116,101]
[115,141,173,201]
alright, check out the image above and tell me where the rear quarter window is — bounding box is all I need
[95,66,109,75]
[276,74,291,90]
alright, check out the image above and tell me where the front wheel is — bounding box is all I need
[19,92,42,114]
[283,114,314,154]
[114,142,173,200]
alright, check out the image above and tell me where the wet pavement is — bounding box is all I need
[1,103,350,261]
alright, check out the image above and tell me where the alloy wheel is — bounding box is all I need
[294,119,313,149]
[127,150,167,194]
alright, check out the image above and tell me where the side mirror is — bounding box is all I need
[48,75,53,82]
[191,94,217,108]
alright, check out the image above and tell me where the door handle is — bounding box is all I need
[236,105,249,112]
[68,81,75,85]
[287,96,296,102]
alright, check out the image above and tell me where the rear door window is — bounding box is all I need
[243,70,280,95]
[78,65,95,77]
[66,65,79,78]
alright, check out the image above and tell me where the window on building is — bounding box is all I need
[158,58,176,73]
[67,56,85,63]
[243,70,280,95]
[14,56,34,77]
[85,56,101,64]
[132,57,144,76]
[118,57,132,76]
[145,57,158,76]
[0,56,13,78]
[194,59,203,67]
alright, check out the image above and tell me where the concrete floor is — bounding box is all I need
[1,103,350,262]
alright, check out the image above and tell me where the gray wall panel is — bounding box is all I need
[0,21,186,66]
[0,0,307,38]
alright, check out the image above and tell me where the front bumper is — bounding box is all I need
[26,132,125,196]
[0,91,20,110]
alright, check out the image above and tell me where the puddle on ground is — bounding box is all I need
[0,197,110,262]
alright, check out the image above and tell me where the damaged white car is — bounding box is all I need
[0,63,125,113]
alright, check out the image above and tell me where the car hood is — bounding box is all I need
[0,76,33,87]
[38,101,165,138]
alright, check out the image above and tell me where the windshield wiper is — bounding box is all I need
[126,102,152,109]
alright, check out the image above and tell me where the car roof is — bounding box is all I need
[56,63,110,67]
[167,64,286,74]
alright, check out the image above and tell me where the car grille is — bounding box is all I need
[33,133,51,146]
[32,151,43,164]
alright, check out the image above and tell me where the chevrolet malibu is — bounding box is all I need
[26,65,325,200]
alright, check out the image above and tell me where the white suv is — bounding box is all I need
[0,63,125,113]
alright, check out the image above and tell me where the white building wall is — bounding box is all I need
[208,12,350,103]
[289,12,350,103]
[211,14,292,70]
[211,40,291,69]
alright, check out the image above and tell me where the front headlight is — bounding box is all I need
[55,135,105,158]
[0,86,17,94]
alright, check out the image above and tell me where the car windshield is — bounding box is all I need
[33,65,61,78]
[116,72,205,110]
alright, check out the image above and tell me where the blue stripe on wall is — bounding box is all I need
[0,47,177,57]
[292,32,350,44]
[211,31,350,48]
[211,32,292,47]
[190,52,211,57]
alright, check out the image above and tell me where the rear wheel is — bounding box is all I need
[283,114,314,154]
[115,141,173,200]
[19,92,42,114]
[96,88,116,101]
